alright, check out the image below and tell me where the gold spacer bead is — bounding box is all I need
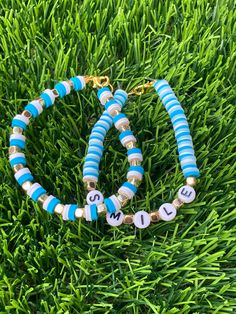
[126,141,136,149]
[123,214,133,224]
[36,97,45,106]
[75,208,84,219]
[9,146,21,154]
[39,99,45,105]
[11,127,23,134]
[51,89,59,98]
[150,211,160,222]
[186,177,197,187]
[13,164,24,173]
[127,177,140,187]
[110,109,121,117]
[67,80,74,87]
[117,194,129,207]
[38,194,49,205]
[84,180,97,191]
[104,96,114,104]
[120,124,130,131]
[22,110,32,119]
[22,181,33,192]
[129,160,141,166]
[97,203,107,215]
[54,204,64,215]
[172,198,184,209]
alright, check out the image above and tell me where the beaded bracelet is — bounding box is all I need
[8,75,143,224]
[9,75,200,229]
[82,80,200,228]
[82,87,144,225]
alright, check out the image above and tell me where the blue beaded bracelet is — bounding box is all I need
[9,75,144,226]
[154,80,200,178]
[101,80,200,228]
[83,86,144,222]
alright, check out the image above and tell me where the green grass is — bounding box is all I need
[0,0,236,313]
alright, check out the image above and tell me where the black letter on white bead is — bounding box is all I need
[89,194,101,202]
[163,206,172,216]
[86,190,104,205]
[181,188,192,197]
[158,203,176,221]
[133,211,151,229]
[110,212,121,220]
[106,210,124,226]
[178,185,196,203]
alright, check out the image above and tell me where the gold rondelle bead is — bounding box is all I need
[9,146,21,155]
[150,211,160,222]
[129,160,141,166]
[22,181,33,192]
[38,194,49,204]
[123,214,133,224]
[22,110,32,119]
[117,194,129,207]
[104,96,114,105]
[120,124,130,131]
[172,198,184,209]
[84,180,96,191]
[126,141,136,149]
[39,98,45,105]
[54,204,64,215]
[110,109,121,117]
[75,208,84,218]
[36,97,45,106]
[13,164,24,173]
[127,177,140,187]
[11,127,23,134]
[67,80,74,87]
[97,203,107,215]
[51,89,59,98]
[186,177,197,187]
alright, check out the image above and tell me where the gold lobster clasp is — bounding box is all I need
[84,75,113,92]
[128,81,155,96]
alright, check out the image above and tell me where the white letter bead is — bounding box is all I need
[106,210,124,226]
[158,203,176,221]
[133,211,151,229]
[178,185,196,203]
[86,190,104,205]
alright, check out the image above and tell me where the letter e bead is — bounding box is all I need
[178,185,196,203]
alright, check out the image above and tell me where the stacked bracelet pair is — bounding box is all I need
[8,75,200,229]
